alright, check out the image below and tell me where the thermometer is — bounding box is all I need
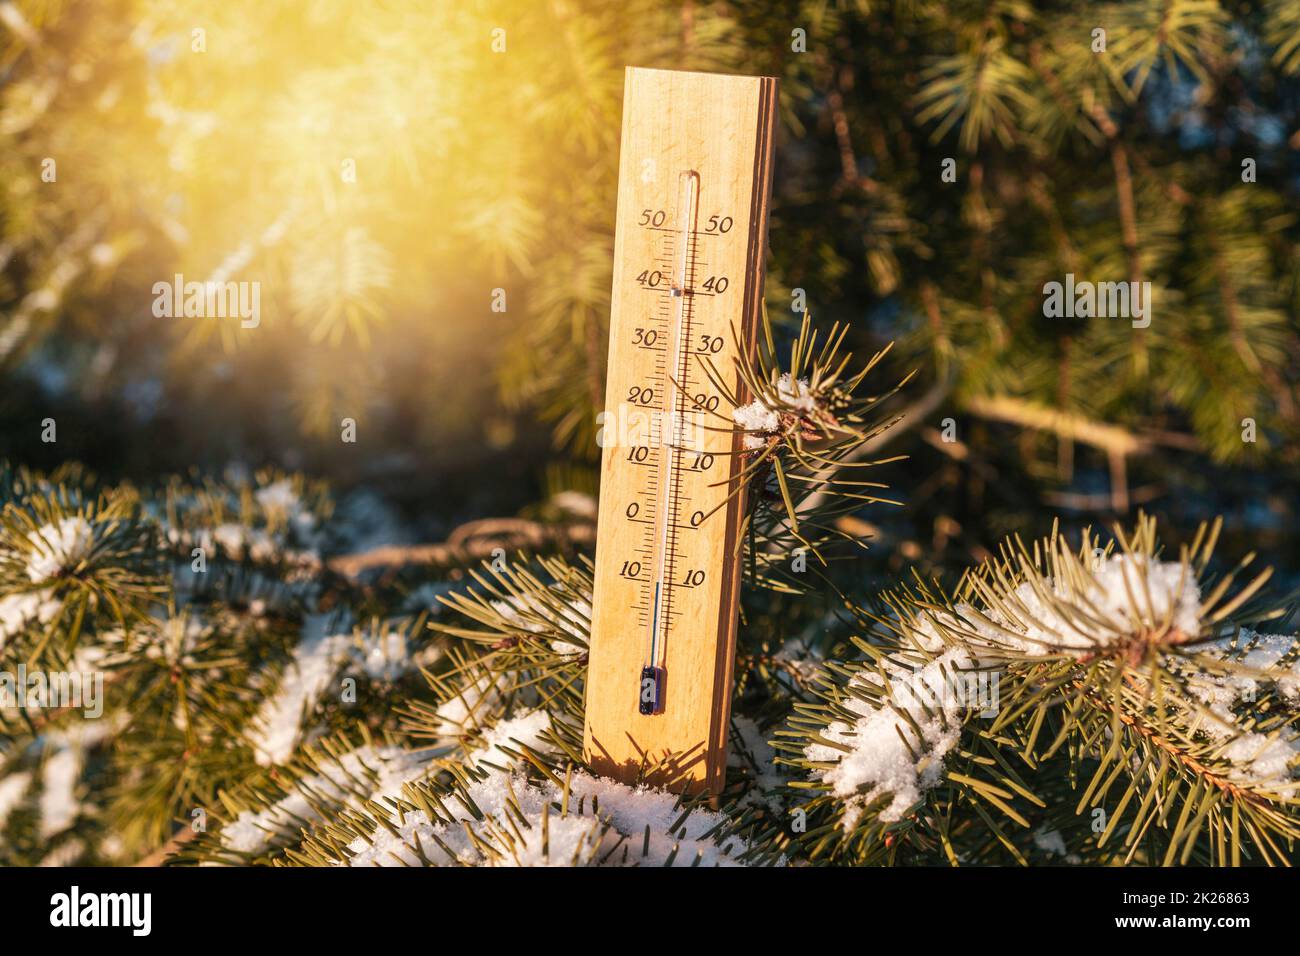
[583,67,778,795]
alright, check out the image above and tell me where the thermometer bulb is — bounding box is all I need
[639,665,666,715]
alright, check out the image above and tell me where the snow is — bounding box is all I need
[25,516,95,582]
[968,555,1202,656]
[1174,628,1300,787]
[343,709,750,867]
[31,719,121,839]
[221,745,431,856]
[432,675,501,739]
[1217,731,1297,786]
[466,709,553,770]
[39,747,83,838]
[1032,827,1068,856]
[343,775,605,867]
[0,589,60,648]
[804,646,973,829]
[168,504,321,568]
[1181,630,1300,788]
[730,717,784,810]
[350,626,411,681]
[558,771,747,866]
[98,833,127,861]
[732,373,818,449]
[255,479,317,536]
[489,589,590,643]
[772,627,829,685]
[775,372,816,412]
[0,771,32,828]
[973,564,1300,787]
[956,557,1294,785]
[248,612,352,766]
[732,399,780,443]
[1204,630,1300,702]
[732,401,779,451]
[341,711,562,866]
[254,479,298,515]
[212,523,277,562]
[38,839,86,867]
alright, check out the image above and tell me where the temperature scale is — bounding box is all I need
[582,67,778,795]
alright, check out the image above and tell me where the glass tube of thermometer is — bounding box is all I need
[639,169,699,715]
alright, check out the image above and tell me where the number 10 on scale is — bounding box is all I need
[583,67,778,794]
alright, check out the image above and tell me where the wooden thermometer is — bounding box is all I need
[583,67,778,795]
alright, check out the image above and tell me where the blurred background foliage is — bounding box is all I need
[1,0,1298,577]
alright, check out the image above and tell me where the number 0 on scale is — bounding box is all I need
[583,68,778,795]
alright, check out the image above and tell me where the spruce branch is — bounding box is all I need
[775,514,1300,865]
[709,310,909,591]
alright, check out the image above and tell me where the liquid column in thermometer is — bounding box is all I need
[639,170,699,716]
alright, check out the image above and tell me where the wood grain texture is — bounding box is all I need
[583,67,778,796]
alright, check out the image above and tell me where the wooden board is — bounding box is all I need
[583,67,778,796]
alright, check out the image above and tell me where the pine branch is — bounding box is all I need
[774,514,1300,865]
